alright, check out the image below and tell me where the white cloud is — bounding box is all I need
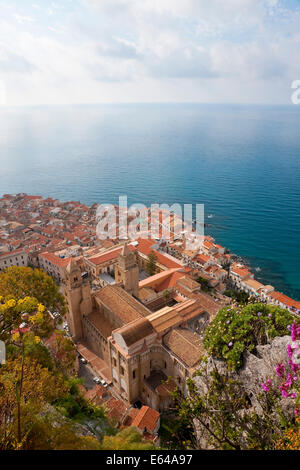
[0,0,299,105]
[13,14,35,24]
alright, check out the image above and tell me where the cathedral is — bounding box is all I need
[62,242,217,411]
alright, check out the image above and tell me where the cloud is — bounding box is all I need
[96,36,139,59]
[0,0,299,105]
[13,14,35,24]
[0,49,36,74]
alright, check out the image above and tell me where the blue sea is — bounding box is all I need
[0,103,300,299]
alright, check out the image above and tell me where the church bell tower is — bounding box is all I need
[115,243,139,298]
[62,259,93,341]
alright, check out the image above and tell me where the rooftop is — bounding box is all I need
[131,406,160,433]
[95,284,151,324]
[163,328,204,367]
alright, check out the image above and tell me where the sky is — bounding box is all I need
[0,0,300,105]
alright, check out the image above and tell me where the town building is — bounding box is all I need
[62,243,218,412]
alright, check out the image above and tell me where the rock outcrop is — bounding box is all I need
[193,335,295,448]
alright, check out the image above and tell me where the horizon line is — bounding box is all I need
[0,101,297,109]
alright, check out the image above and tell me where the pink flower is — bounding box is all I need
[291,323,300,342]
[281,388,289,398]
[276,363,285,378]
[288,359,300,373]
[285,374,293,387]
[287,344,293,359]
[261,382,270,392]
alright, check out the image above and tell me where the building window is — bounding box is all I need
[120,366,125,376]
[133,370,136,379]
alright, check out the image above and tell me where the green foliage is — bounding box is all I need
[54,385,105,422]
[0,266,66,316]
[146,250,158,276]
[101,427,156,450]
[203,303,295,370]
[159,416,195,450]
[0,273,110,450]
[224,289,249,304]
[197,276,211,292]
[16,404,101,450]
[172,360,289,450]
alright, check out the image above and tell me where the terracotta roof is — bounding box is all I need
[40,251,71,268]
[105,398,128,423]
[163,328,204,367]
[147,306,182,333]
[175,282,220,317]
[131,406,160,433]
[86,309,113,339]
[203,240,214,250]
[173,298,204,321]
[243,278,265,291]
[116,318,155,347]
[176,276,200,292]
[0,248,25,259]
[231,263,252,279]
[88,246,132,266]
[196,254,210,264]
[270,291,300,309]
[135,238,182,269]
[84,385,109,405]
[139,268,183,290]
[95,285,150,324]
[123,408,139,427]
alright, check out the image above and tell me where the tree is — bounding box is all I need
[0,356,68,449]
[224,289,249,304]
[45,330,77,375]
[276,416,300,450]
[0,296,52,343]
[197,276,210,292]
[163,290,171,306]
[203,303,295,370]
[0,296,62,448]
[23,407,101,450]
[101,427,156,450]
[172,359,289,450]
[0,266,66,316]
[146,251,158,276]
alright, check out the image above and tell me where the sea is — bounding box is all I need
[0,103,299,299]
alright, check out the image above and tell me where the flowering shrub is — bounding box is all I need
[276,416,300,450]
[261,322,300,415]
[203,303,295,370]
[0,295,52,343]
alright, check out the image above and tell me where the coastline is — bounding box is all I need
[1,192,299,308]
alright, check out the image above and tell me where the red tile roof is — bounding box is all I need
[135,238,182,269]
[88,246,126,265]
[40,251,71,268]
[270,291,300,310]
[131,406,160,433]
[196,254,210,264]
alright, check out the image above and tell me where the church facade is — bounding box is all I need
[62,242,218,411]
